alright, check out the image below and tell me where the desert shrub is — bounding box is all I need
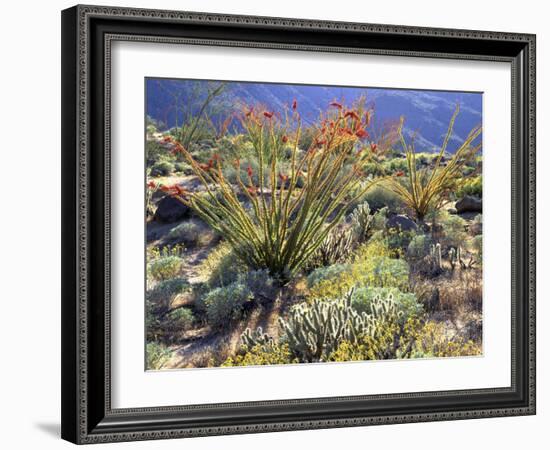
[327,319,409,361]
[364,256,410,290]
[383,157,409,173]
[202,281,254,328]
[362,161,386,177]
[148,256,183,281]
[146,342,172,370]
[455,175,482,199]
[173,161,193,174]
[146,140,168,164]
[150,159,175,177]
[240,269,278,301]
[362,184,404,213]
[167,220,211,247]
[146,300,162,340]
[306,263,352,290]
[410,321,482,357]
[328,315,481,361]
[166,307,195,330]
[385,228,417,256]
[407,234,433,260]
[146,278,191,309]
[307,240,410,299]
[352,240,410,290]
[351,287,423,324]
[371,207,388,231]
[439,212,468,250]
[197,241,246,287]
[147,243,185,261]
[222,343,297,366]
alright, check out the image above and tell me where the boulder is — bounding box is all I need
[386,214,418,232]
[469,220,483,236]
[154,196,190,223]
[455,195,482,214]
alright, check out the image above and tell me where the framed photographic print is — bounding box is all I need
[61,4,536,444]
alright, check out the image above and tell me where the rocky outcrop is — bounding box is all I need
[386,214,418,232]
[455,195,482,213]
[154,196,190,223]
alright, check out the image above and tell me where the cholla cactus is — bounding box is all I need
[349,201,374,242]
[449,246,463,270]
[278,290,402,362]
[240,326,273,349]
[307,227,354,268]
[430,243,442,271]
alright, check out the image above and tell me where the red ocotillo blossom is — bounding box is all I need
[314,138,327,147]
[282,135,289,143]
[330,101,343,109]
[174,184,188,196]
[292,99,297,111]
[355,128,369,139]
[170,143,185,155]
[344,110,360,121]
[199,160,214,171]
[263,111,274,119]
[395,170,405,177]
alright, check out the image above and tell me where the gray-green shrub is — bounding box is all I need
[166,307,195,330]
[150,159,175,177]
[148,256,183,281]
[202,281,254,328]
[351,286,423,324]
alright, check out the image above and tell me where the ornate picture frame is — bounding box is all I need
[61,5,536,444]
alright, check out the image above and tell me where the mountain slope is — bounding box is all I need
[146,79,482,152]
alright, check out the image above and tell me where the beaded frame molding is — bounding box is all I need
[61,4,536,444]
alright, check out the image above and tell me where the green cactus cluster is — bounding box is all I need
[278,290,402,362]
[430,243,442,272]
[307,227,354,269]
[240,326,273,350]
[349,201,374,243]
[449,246,461,269]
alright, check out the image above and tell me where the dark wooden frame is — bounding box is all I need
[61,4,536,444]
